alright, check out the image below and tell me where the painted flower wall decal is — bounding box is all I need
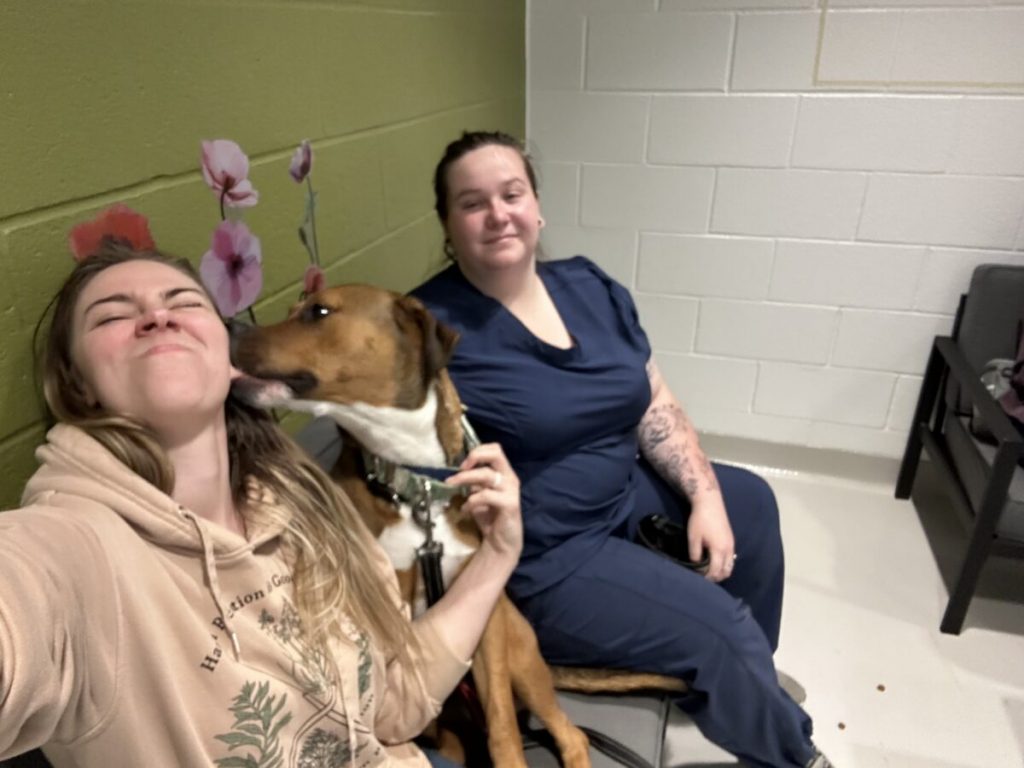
[68,203,156,262]
[201,139,259,212]
[198,139,263,319]
[199,220,263,318]
[289,140,312,183]
[290,140,321,270]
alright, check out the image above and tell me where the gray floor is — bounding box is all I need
[662,450,1024,768]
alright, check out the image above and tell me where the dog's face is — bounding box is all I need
[231,284,458,411]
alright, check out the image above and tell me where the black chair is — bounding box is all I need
[896,263,1024,634]
[0,751,51,767]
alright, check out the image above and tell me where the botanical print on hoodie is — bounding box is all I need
[213,600,378,768]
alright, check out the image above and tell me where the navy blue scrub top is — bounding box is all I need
[412,256,653,598]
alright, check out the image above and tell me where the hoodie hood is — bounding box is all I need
[22,423,283,557]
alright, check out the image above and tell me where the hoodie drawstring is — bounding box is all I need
[182,508,242,661]
[339,680,356,768]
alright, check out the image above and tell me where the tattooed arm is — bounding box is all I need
[637,358,736,582]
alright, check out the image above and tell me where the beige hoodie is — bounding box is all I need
[0,424,470,767]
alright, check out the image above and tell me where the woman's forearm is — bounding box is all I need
[638,362,720,503]
[416,541,516,661]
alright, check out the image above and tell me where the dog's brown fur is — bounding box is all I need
[232,284,683,768]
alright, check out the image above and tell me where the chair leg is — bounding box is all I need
[941,528,994,635]
[896,344,944,499]
[940,445,1017,634]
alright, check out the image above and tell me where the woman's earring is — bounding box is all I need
[538,217,545,228]
[443,239,456,259]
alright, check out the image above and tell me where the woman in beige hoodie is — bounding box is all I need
[0,242,522,767]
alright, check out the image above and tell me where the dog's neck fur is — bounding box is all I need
[286,388,448,468]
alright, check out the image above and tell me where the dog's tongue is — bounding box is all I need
[231,375,295,408]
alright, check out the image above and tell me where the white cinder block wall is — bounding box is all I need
[527,0,1024,460]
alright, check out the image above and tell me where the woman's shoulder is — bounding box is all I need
[542,255,630,305]
[3,495,133,548]
[410,265,495,332]
[0,499,128,605]
[410,264,467,311]
[542,255,619,288]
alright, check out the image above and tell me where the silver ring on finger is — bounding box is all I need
[491,471,503,489]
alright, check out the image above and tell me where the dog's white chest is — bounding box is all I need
[377,500,476,616]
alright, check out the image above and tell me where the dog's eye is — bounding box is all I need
[302,304,332,322]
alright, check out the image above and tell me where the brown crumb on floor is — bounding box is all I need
[877,684,886,692]
[838,722,846,730]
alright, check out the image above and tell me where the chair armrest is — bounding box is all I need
[935,336,1024,448]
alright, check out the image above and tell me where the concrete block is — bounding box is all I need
[832,310,953,374]
[536,162,581,227]
[638,234,773,300]
[792,96,958,172]
[657,352,759,412]
[713,169,866,239]
[649,95,798,168]
[817,10,901,83]
[948,99,1024,176]
[697,299,837,364]
[769,240,925,310]
[529,4,586,90]
[859,174,1024,249]
[539,226,638,288]
[588,12,732,90]
[732,12,821,91]
[887,376,923,432]
[755,362,896,427]
[891,8,1024,84]
[531,91,648,163]
[634,293,699,354]
[582,164,714,232]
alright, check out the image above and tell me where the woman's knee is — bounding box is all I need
[716,465,780,533]
[716,464,776,508]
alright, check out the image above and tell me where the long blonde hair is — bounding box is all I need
[37,242,417,667]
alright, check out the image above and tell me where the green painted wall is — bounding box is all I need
[0,0,525,509]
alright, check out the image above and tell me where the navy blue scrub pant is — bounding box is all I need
[513,461,817,768]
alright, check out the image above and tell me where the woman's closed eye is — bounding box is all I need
[93,315,128,327]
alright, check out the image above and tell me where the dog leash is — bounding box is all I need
[361,411,482,607]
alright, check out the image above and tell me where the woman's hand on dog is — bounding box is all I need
[446,443,523,560]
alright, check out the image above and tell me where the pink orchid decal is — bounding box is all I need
[291,140,321,267]
[201,139,259,213]
[199,220,263,318]
[289,140,313,183]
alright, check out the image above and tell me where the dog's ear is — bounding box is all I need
[395,295,460,382]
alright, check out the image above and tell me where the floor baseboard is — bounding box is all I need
[698,432,903,489]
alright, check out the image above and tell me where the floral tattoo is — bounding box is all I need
[638,402,718,498]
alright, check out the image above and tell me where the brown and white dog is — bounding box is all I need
[231,283,682,768]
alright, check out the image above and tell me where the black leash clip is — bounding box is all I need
[412,477,446,607]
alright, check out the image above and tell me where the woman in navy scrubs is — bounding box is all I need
[412,131,832,768]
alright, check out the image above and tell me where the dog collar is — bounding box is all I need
[360,412,482,523]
